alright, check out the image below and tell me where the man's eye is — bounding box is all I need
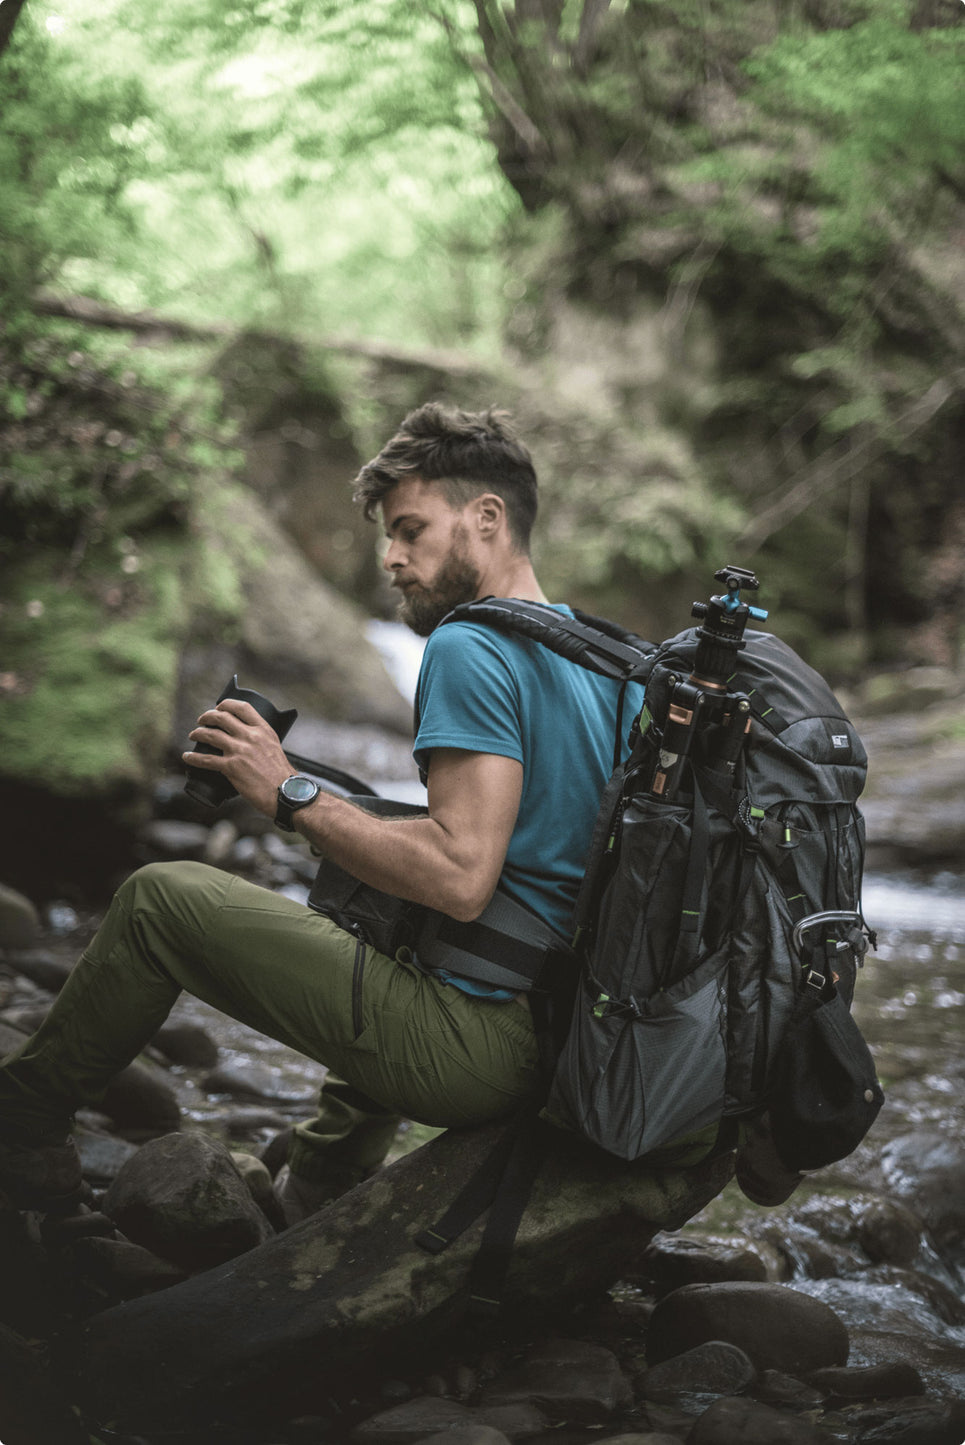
[403,528,422,543]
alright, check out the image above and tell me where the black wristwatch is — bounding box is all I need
[275,773,321,832]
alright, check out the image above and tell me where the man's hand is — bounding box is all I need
[182,699,292,818]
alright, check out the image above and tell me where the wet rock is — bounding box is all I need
[479,1339,633,1420]
[68,1236,189,1300]
[0,1003,51,1033]
[593,1435,683,1445]
[416,1428,512,1445]
[646,1283,849,1376]
[751,1370,824,1409]
[102,1131,274,1271]
[745,1219,859,1280]
[100,1057,181,1136]
[231,1149,286,1231]
[73,1129,139,1188]
[881,1133,965,1264]
[225,1104,293,1137]
[0,883,39,949]
[472,1402,550,1438]
[635,1232,783,1294]
[687,1395,832,1443]
[840,1395,965,1444]
[352,1397,476,1443]
[202,1059,314,1104]
[151,1020,219,1068]
[805,1361,925,1400]
[69,1121,733,1434]
[0,1017,29,1058]
[785,1194,922,1268]
[139,820,212,860]
[1,948,72,992]
[202,818,239,868]
[638,1340,756,1401]
[863,1265,965,1327]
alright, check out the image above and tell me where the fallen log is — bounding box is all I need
[67,1119,733,1435]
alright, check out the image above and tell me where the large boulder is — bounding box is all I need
[69,1120,733,1435]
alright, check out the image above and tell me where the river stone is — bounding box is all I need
[416,1428,512,1445]
[2,949,71,993]
[151,1020,219,1068]
[230,1149,286,1231]
[69,1236,189,1301]
[139,819,211,860]
[786,1194,921,1268]
[472,1403,550,1439]
[647,1283,849,1375]
[0,884,39,949]
[805,1361,925,1400]
[73,1129,139,1186]
[863,1265,965,1327]
[839,1395,965,1444]
[639,1341,756,1401]
[102,1131,274,1270]
[100,1058,181,1136]
[479,1339,633,1420]
[69,1121,733,1434]
[751,1370,824,1409]
[351,1397,476,1443]
[593,1435,683,1445]
[880,1133,965,1263]
[686,1396,832,1443]
[202,1058,314,1104]
[635,1232,782,1294]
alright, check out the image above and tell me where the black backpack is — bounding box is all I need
[414,569,883,1307]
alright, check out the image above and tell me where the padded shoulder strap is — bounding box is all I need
[441,597,656,683]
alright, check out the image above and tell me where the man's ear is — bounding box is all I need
[472,492,505,538]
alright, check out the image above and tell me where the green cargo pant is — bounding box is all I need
[0,862,540,1181]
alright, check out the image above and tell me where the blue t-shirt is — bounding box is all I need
[412,606,645,942]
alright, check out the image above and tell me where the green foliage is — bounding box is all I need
[0,10,149,329]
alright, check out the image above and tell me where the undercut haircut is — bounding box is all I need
[353,402,538,554]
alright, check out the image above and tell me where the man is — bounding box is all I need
[0,403,642,1218]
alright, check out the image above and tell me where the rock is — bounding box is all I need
[225,1105,293,1137]
[805,1362,925,1401]
[638,1341,756,1401]
[102,1131,274,1271]
[839,1395,965,1444]
[594,1435,683,1445]
[784,1194,922,1269]
[352,1397,475,1444]
[202,1059,314,1104]
[151,1020,219,1068]
[138,820,212,860]
[417,1428,512,1445]
[74,1128,139,1186]
[0,883,39,949]
[1,949,72,992]
[69,1119,734,1434]
[471,1402,550,1438]
[635,1232,783,1294]
[230,1149,287,1231]
[68,1236,189,1300]
[880,1133,965,1264]
[479,1339,633,1420]
[646,1283,849,1376]
[686,1395,833,1443]
[0,1017,29,1057]
[100,1057,181,1136]
[0,1319,91,1445]
[202,818,239,868]
[0,1003,51,1033]
[862,1265,965,1327]
[751,1371,824,1409]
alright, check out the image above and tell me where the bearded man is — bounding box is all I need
[0,404,642,1219]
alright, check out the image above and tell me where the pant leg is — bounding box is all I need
[0,861,540,1141]
[288,1075,402,1184]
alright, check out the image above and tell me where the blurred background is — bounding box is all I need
[1,0,963,904]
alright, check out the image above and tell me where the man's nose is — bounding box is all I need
[382,538,405,573]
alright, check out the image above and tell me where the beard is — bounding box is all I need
[395,539,481,637]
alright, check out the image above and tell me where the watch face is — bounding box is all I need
[283,775,318,803]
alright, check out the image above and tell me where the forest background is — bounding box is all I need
[0,0,963,898]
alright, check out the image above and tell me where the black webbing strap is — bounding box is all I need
[415,1099,550,1315]
[442,597,655,683]
[429,916,566,987]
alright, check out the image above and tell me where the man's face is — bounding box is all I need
[381,478,482,636]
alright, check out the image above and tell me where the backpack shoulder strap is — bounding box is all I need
[440,597,656,683]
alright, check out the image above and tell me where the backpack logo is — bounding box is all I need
[831,734,849,748]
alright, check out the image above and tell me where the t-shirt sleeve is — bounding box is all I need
[413,623,523,775]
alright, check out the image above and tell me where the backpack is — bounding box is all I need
[413,568,883,1308]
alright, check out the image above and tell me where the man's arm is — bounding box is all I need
[183,699,522,921]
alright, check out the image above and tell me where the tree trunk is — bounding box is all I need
[67,1119,733,1436]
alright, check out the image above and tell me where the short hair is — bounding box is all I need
[353,402,538,553]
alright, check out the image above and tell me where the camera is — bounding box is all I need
[183,676,298,809]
